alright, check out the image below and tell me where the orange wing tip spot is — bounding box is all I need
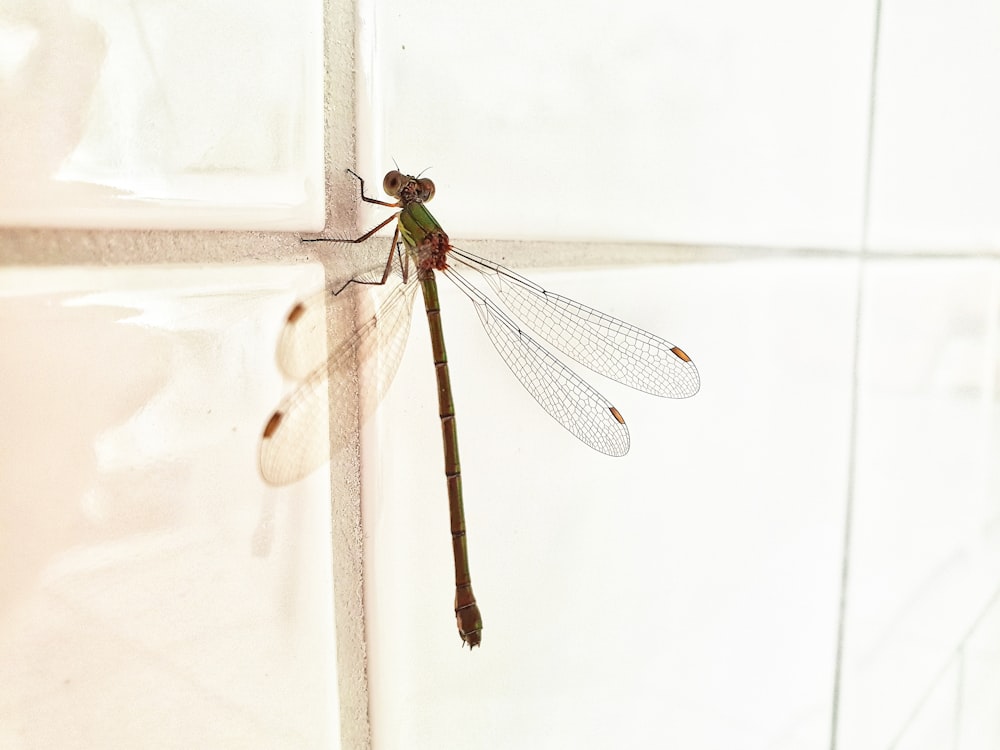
[670,346,692,363]
[287,302,306,324]
[609,406,626,425]
[263,411,283,438]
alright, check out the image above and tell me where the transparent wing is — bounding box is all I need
[273,290,338,382]
[274,265,401,381]
[450,247,700,398]
[444,268,629,457]
[260,267,419,485]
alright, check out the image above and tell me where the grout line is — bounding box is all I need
[859,8,884,253]
[2,231,996,270]
[829,1,883,748]
[449,238,1000,270]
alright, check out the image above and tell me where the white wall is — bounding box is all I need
[1,1,999,749]
[363,1,1000,748]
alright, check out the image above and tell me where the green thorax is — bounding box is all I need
[399,202,445,248]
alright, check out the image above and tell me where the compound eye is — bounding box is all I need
[416,178,435,202]
[383,170,405,197]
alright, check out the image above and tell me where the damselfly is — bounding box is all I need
[260,170,700,648]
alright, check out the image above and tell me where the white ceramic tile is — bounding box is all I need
[837,259,1000,748]
[867,0,1000,252]
[363,256,858,748]
[0,2,324,231]
[957,593,1000,749]
[359,0,874,250]
[890,661,960,750]
[0,264,340,748]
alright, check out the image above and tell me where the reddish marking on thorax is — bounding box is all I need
[418,230,451,272]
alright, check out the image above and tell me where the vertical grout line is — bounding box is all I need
[319,0,374,747]
[829,1,883,748]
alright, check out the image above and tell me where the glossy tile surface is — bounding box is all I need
[836,259,1000,748]
[0,3,324,230]
[867,1,1000,252]
[366,256,857,748]
[4,0,1000,746]
[361,0,875,250]
[0,265,339,748]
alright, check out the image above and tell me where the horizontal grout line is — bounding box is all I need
[1,229,997,269]
[448,238,1000,269]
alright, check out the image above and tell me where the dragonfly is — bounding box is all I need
[260,169,700,649]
